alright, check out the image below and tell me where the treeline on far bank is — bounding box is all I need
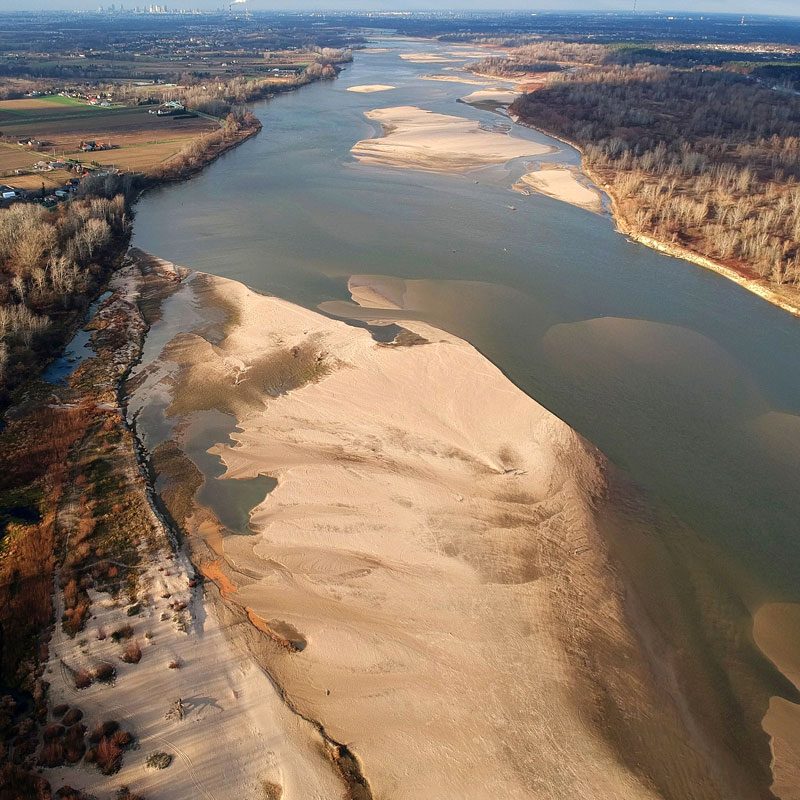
[510,63,800,288]
[464,39,800,290]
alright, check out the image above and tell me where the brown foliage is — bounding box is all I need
[73,670,92,690]
[85,736,122,775]
[511,65,800,286]
[94,662,116,683]
[121,640,141,664]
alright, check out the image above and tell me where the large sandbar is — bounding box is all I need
[351,104,554,171]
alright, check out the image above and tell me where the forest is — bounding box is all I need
[0,180,132,406]
[476,41,800,290]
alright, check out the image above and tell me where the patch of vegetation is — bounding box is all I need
[151,440,203,528]
[145,751,172,770]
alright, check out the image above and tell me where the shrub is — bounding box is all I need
[73,669,92,690]
[94,662,116,683]
[43,724,65,740]
[86,736,122,775]
[110,624,134,642]
[146,750,172,770]
[37,740,65,767]
[111,729,132,748]
[52,703,69,717]
[168,660,180,669]
[89,719,118,743]
[121,640,141,664]
[126,604,141,617]
[62,708,83,725]
[64,723,86,763]
[116,787,145,800]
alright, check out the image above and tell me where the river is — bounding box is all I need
[132,38,800,610]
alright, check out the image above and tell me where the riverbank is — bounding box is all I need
[0,253,351,800]
[508,114,800,319]
[124,259,776,800]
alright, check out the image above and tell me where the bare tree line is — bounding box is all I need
[0,193,129,395]
[511,64,800,287]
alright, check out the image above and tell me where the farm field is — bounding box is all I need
[0,97,220,187]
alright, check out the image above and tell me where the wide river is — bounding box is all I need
[133,38,800,608]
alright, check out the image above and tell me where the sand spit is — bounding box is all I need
[351,105,554,172]
[459,87,521,106]
[346,84,396,93]
[128,262,774,800]
[515,165,605,212]
[754,604,800,800]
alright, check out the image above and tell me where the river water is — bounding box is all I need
[132,38,800,608]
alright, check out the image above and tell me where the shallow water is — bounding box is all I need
[131,38,800,602]
[42,291,112,384]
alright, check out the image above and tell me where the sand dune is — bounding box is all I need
[125,264,770,800]
[351,105,554,172]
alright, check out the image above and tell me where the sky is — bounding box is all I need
[0,0,797,15]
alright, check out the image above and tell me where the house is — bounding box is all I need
[80,141,110,152]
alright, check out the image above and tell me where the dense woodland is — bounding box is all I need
[483,42,800,289]
[0,181,133,405]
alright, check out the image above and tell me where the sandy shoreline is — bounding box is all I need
[122,260,780,800]
[41,258,345,800]
[514,165,604,212]
[510,115,800,317]
[351,104,554,172]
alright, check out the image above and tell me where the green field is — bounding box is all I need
[41,94,95,106]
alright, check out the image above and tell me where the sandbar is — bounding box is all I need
[515,165,604,212]
[130,264,767,800]
[460,87,521,106]
[351,104,554,171]
[420,73,498,85]
[347,83,396,93]
[399,52,464,63]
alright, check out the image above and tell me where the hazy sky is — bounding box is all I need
[0,0,797,16]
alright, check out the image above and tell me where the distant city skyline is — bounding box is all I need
[0,0,798,16]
